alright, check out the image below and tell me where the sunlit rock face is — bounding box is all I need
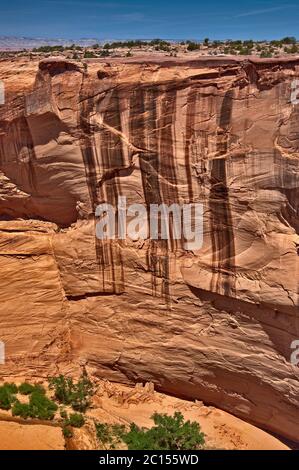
[0,57,298,441]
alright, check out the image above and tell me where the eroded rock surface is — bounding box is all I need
[0,420,64,450]
[0,57,298,442]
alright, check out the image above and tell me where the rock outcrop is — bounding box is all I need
[0,56,298,442]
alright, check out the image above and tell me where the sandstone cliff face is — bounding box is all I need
[0,57,298,442]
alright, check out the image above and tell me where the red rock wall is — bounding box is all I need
[0,57,298,441]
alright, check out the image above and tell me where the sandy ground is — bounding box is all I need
[0,421,64,450]
[85,382,289,450]
[0,380,290,451]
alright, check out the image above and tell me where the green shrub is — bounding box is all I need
[32,45,65,53]
[18,383,35,395]
[62,426,73,438]
[49,374,93,412]
[187,41,200,51]
[96,413,205,450]
[34,384,46,394]
[49,375,74,405]
[71,376,93,412]
[108,412,205,450]
[12,391,58,420]
[285,44,298,54]
[12,400,31,418]
[99,50,110,57]
[60,411,85,439]
[260,51,272,58]
[282,36,296,45]
[29,391,58,420]
[18,383,45,395]
[3,383,18,394]
[239,47,252,55]
[95,423,126,450]
[67,413,85,428]
[0,385,16,410]
[84,51,97,59]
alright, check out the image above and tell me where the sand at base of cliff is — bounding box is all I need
[88,382,290,451]
[0,421,65,450]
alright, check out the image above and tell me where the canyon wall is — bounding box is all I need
[0,57,298,441]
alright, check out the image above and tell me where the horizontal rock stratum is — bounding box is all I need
[0,56,298,442]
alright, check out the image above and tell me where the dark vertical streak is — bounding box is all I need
[129,86,173,301]
[80,85,125,293]
[80,96,98,212]
[209,89,236,296]
[184,87,196,202]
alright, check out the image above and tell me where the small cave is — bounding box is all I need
[97,70,113,80]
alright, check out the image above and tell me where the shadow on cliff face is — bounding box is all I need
[38,59,82,77]
[0,111,78,226]
[276,103,299,236]
[187,285,299,362]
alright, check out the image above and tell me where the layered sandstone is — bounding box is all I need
[0,56,298,442]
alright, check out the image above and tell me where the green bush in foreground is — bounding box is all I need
[49,375,74,405]
[96,412,205,450]
[3,383,18,394]
[18,383,45,396]
[95,423,126,450]
[71,375,93,412]
[49,374,93,412]
[12,391,58,420]
[67,412,85,428]
[12,401,31,419]
[18,383,35,395]
[60,411,85,439]
[0,384,16,410]
[62,426,73,438]
[29,391,58,420]
[123,412,205,450]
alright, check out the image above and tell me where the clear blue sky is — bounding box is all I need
[0,0,298,40]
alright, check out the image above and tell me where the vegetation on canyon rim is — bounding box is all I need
[23,36,299,60]
[0,377,206,449]
[185,37,298,56]
[2,35,296,61]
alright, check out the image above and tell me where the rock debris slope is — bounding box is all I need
[0,57,298,442]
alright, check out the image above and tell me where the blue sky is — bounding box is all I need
[0,0,298,40]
